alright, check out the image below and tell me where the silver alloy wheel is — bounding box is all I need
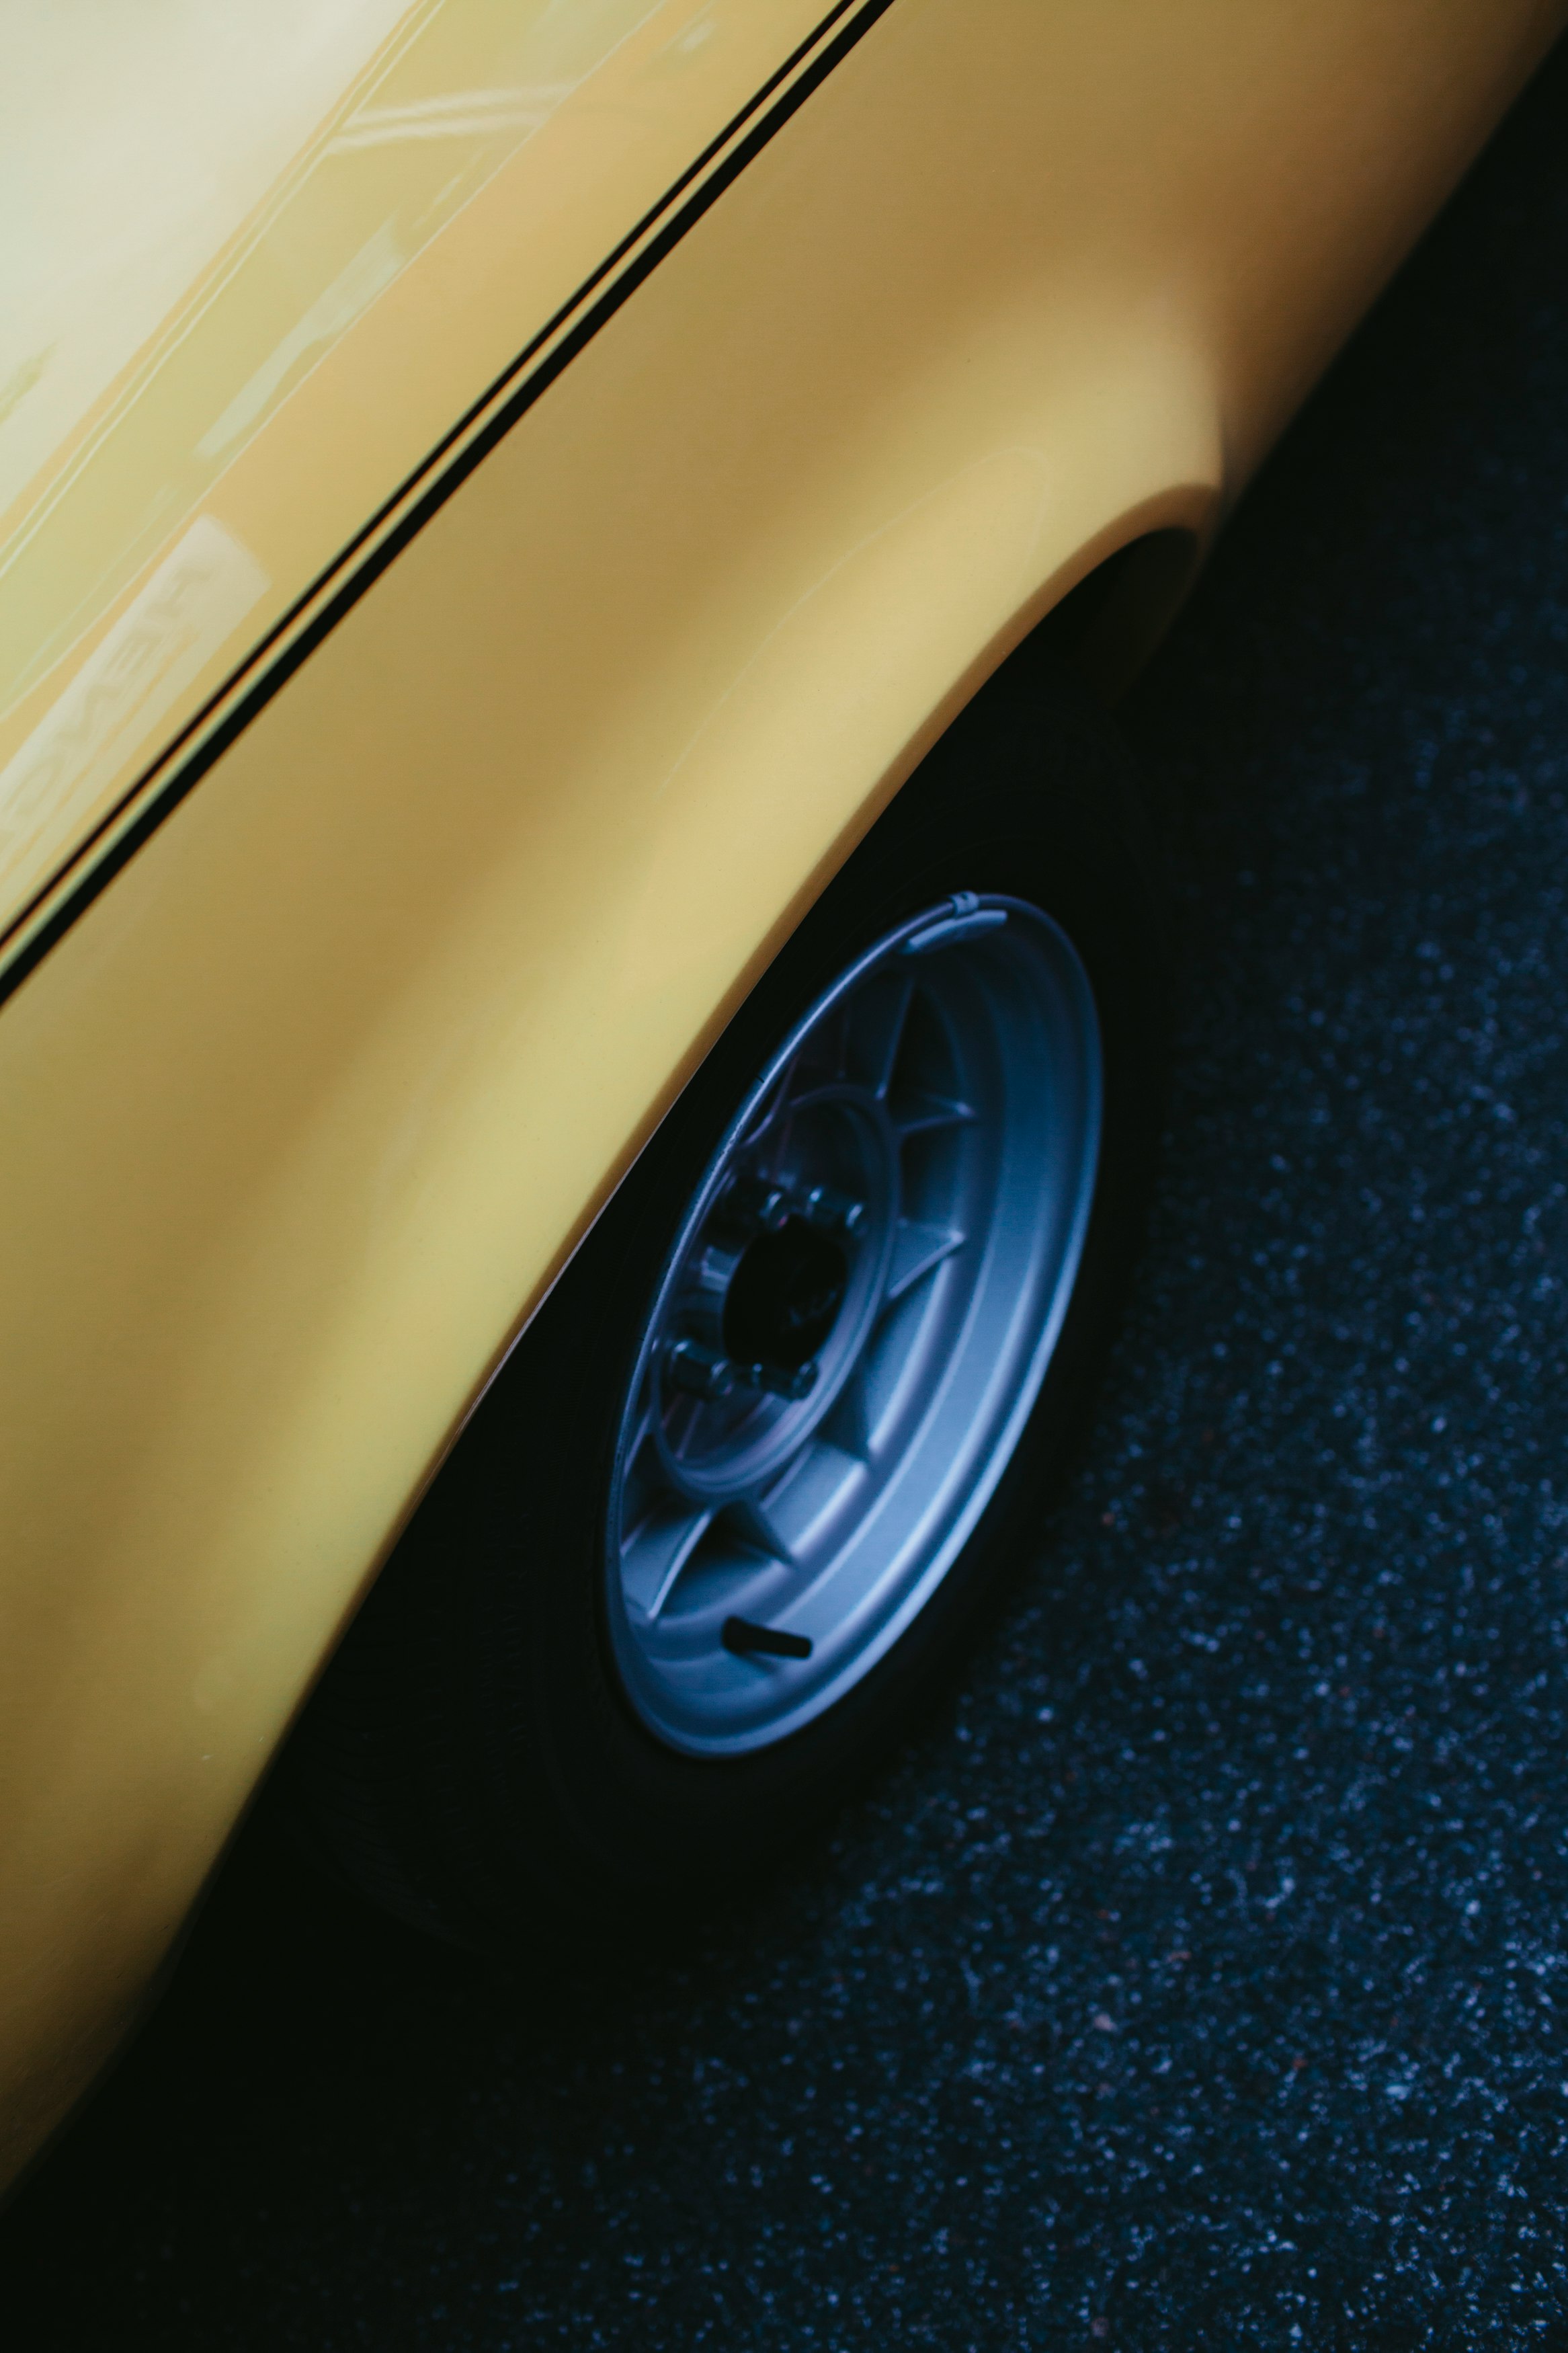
[605,893,1102,1756]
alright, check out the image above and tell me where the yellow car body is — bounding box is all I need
[0,0,1559,2188]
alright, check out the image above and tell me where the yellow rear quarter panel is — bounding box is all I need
[0,0,1559,2184]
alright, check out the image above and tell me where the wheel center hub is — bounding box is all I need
[722,1217,848,1372]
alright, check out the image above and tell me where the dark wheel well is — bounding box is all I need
[1040,526,1200,703]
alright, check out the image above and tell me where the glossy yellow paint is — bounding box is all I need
[0,0,1559,2188]
[0,0,849,939]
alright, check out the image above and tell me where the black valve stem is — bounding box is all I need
[722,1616,813,1660]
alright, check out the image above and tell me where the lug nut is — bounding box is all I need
[717,1174,866,1244]
[718,1175,792,1234]
[664,1341,818,1404]
[800,1185,866,1239]
[735,1358,819,1402]
[664,1339,736,1399]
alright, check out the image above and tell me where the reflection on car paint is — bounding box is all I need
[0,0,725,932]
[0,517,268,906]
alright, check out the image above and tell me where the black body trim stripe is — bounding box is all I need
[0,0,900,1008]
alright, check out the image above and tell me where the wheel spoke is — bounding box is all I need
[846,968,915,1098]
[619,1406,663,1526]
[890,1085,977,1139]
[737,1059,800,1157]
[731,1435,866,1562]
[724,1488,796,1564]
[621,1503,714,1619]
[795,1000,851,1086]
[823,1365,874,1461]
[624,1395,658,1467]
[665,1392,703,1458]
[884,1216,966,1303]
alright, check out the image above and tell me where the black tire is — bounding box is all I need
[284,639,1170,1953]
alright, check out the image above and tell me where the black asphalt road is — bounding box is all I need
[7,46,1568,2350]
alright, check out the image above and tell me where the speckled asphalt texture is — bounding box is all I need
[7,47,1568,2353]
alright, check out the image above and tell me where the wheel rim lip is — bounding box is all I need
[604,893,1103,1757]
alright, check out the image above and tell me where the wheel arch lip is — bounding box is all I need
[422,477,1216,1484]
[323,474,1216,1764]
